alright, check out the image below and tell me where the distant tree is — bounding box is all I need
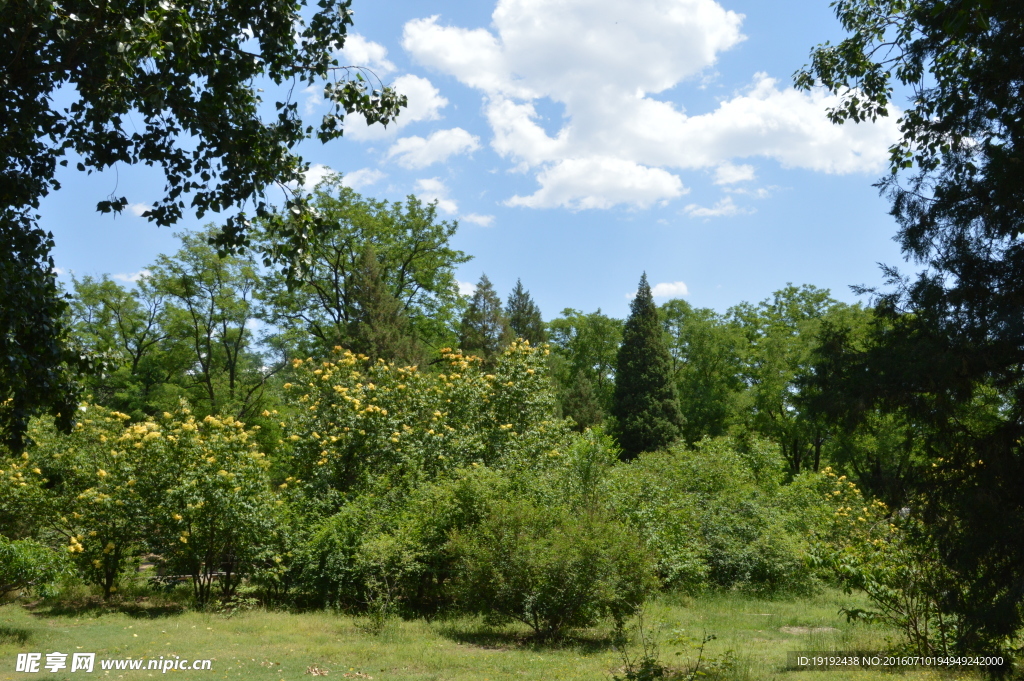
[612,274,683,457]
[547,308,623,425]
[347,245,421,364]
[458,274,512,362]
[506,279,547,345]
[257,178,469,359]
[660,300,744,444]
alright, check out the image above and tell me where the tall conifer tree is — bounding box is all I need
[458,274,512,362]
[506,279,547,345]
[347,245,420,364]
[612,273,683,457]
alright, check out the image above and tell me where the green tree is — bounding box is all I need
[547,308,623,427]
[611,274,682,458]
[458,274,512,362]
[506,279,547,345]
[797,0,1024,652]
[258,178,469,359]
[730,285,837,475]
[147,229,270,419]
[0,0,405,450]
[660,300,744,444]
[346,245,420,364]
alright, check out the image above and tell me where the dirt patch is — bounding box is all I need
[779,626,838,635]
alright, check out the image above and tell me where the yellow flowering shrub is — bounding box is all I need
[283,342,572,495]
[0,404,278,602]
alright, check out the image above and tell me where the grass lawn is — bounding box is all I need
[0,590,983,681]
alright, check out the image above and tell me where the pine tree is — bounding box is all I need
[458,274,512,361]
[612,273,683,458]
[505,278,547,345]
[347,245,420,364]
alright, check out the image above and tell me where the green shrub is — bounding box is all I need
[296,466,509,614]
[604,437,815,594]
[0,536,68,598]
[451,499,657,639]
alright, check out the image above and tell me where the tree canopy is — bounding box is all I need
[798,0,1024,653]
[0,0,405,450]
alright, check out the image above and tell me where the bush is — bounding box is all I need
[604,437,814,594]
[0,537,68,598]
[282,343,573,499]
[296,466,509,615]
[451,499,657,639]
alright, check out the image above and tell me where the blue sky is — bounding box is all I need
[42,0,909,320]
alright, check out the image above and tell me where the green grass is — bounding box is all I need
[0,590,984,681]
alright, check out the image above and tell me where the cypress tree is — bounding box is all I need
[347,245,420,364]
[458,273,512,361]
[506,278,547,345]
[612,273,683,457]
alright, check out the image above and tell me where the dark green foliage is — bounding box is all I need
[0,218,83,451]
[451,499,657,639]
[612,274,682,457]
[798,0,1024,653]
[561,368,605,431]
[505,279,547,345]
[347,246,421,364]
[458,274,512,361]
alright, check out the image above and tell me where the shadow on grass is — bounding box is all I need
[29,597,186,619]
[0,625,33,645]
[434,619,617,653]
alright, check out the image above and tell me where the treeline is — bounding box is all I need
[63,176,915,509]
[0,177,982,654]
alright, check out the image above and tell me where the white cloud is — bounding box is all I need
[684,195,752,218]
[113,270,151,283]
[302,84,324,116]
[52,267,66,276]
[651,281,690,298]
[344,74,449,141]
[340,168,386,190]
[714,163,755,185]
[387,128,481,168]
[302,164,336,191]
[506,157,687,209]
[128,203,152,217]
[415,178,459,214]
[337,34,396,75]
[403,0,900,210]
[461,213,495,227]
[458,280,477,296]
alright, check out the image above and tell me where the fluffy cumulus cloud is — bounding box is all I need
[128,203,152,217]
[340,168,386,190]
[458,280,477,296]
[344,74,449,141]
[387,128,481,168]
[414,178,459,215]
[651,281,690,298]
[403,0,900,210]
[337,34,396,75]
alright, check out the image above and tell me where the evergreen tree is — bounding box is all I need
[458,274,512,362]
[612,273,683,458]
[506,279,547,345]
[347,245,420,364]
